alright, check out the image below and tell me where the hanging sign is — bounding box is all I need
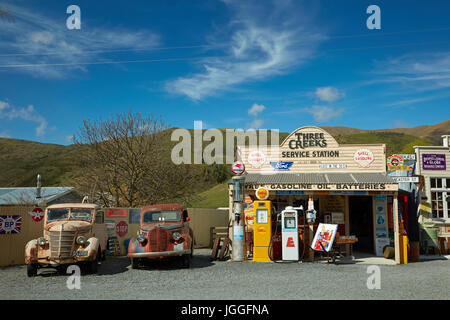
[231,161,245,175]
[28,207,44,222]
[0,215,23,234]
[106,208,128,217]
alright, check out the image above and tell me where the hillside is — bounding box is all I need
[321,119,450,144]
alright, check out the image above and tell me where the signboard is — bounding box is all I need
[232,161,245,175]
[247,150,266,169]
[106,208,128,217]
[115,221,128,237]
[0,215,22,234]
[354,149,375,168]
[390,176,419,183]
[375,200,387,229]
[331,212,345,224]
[422,154,446,170]
[28,207,44,222]
[105,220,116,231]
[387,154,404,170]
[255,187,269,200]
[270,161,293,171]
[246,182,397,192]
[311,223,338,252]
[375,237,390,257]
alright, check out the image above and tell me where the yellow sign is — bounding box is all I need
[255,187,269,200]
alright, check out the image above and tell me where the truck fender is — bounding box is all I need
[25,239,38,264]
[86,237,100,260]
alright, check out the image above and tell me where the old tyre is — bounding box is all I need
[87,252,99,274]
[131,258,139,269]
[27,264,38,277]
[181,254,191,269]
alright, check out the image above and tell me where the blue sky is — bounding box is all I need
[0,0,449,145]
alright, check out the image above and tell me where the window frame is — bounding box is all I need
[429,177,450,220]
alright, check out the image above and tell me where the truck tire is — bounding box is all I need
[87,251,100,274]
[27,264,38,277]
[131,258,139,269]
[181,254,191,269]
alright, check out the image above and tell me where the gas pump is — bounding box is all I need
[253,200,272,262]
[281,206,299,261]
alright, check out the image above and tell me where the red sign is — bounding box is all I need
[106,208,128,217]
[116,221,128,237]
[28,207,44,222]
[232,161,245,175]
[286,237,295,247]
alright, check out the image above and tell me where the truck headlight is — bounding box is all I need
[37,237,46,246]
[76,236,86,245]
[172,232,181,241]
[137,234,146,243]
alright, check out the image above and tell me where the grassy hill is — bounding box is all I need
[0,124,443,207]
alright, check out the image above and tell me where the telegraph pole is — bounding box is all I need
[231,162,245,262]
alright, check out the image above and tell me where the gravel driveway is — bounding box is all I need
[0,249,449,300]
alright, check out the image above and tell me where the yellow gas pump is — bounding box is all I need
[253,200,272,261]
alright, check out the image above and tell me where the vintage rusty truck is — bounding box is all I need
[128,204,194,268]
[25,203,107,277]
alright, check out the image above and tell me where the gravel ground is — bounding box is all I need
[0,249,449,300]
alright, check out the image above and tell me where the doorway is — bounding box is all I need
[349,196,374,253]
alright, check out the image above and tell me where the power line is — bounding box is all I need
[0,26,449,58]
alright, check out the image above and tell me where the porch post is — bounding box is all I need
[393,192,401,264]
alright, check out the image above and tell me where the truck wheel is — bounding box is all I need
[181,254,191,269]
[27,264,38,277]
[131,258,139,269]
[87,251,99,274]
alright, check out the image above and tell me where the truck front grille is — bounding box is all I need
[49,231,76,258]
[149,227,168,252]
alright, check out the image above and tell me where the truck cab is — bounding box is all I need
[128,204,194,268]
[24,203,107,277]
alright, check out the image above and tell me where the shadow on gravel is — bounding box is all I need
[134,254,214,271]
[97,256,130,275]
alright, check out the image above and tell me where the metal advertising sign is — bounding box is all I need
[354,149,375,168]
[28,207,44,222]
[0,215,22,234]
[106,208,128,217]
[422,154,446,170]
[231,161,245,175]
[115,221,128,237]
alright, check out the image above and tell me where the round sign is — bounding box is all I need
[29,207,44,222]
[354,148,375,168]
[255,187,269,200]
[116,221,128,237]
[248,150,266,169]
[387,154,403,169]
[232,161,245,175]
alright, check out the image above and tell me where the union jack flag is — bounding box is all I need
[0,215,22,234]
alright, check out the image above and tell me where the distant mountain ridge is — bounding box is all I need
[321,120,450,144]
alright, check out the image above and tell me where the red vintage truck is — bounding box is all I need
[128,204,194,268]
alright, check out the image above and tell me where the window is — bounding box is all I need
[143,210,180,223]
[70,209,92,221]
[430,178,450,219]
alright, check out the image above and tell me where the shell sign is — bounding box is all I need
[255,187,269,200]
[354,148,375,168]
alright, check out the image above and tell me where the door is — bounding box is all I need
[349,196,374,253]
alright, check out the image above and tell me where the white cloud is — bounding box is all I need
[304,106,344,122]
[0,101,48,137]
[165,0,325,100]
[247,119,264,129]
[314,87,344,103]
[248,103,266,116]
[0,4,160,78]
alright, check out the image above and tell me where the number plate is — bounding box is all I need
[73,250,88,257]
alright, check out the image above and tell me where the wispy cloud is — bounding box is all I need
[247,119,264,129]
[0,3,160,78]
[0,100,48,137]
[304,105,345,122]
[165,0,325,100]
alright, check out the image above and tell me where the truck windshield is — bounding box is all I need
[143,210,180,222]
[47,209,69,222]
[70,209,92,221]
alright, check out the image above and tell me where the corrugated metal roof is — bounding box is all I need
[0,187,75,205]
[244,173,395,184]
